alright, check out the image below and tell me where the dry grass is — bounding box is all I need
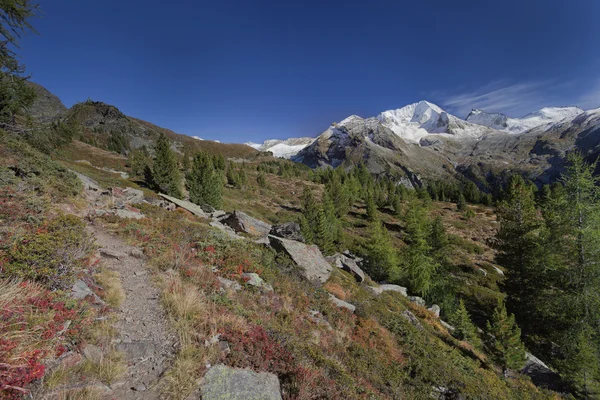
[55,387,102,400]
[78,348,126,385]
[160,346,202,400]
[94,268,125,308]
[43,365,71,389]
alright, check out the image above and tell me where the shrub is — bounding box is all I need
[2,214,94,289]
[0,281,92,399]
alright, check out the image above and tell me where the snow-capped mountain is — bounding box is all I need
[246,137,315,159]
[466,106,584,134]
[376,101,497,143]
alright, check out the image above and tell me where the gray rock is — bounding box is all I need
[71,279,96,300]
[268,235,332,284]
[326,253,366,282]
[211,210,227,219]
[221,211,272,237]
[158,193,209,218]
[241,273,273,292]
[209,221,243,240]
[521,352,565,392]
[254,236,271,245]
[201,364,282,400]
[218,277,242,292]
[428,304,441,318]
[408,296,426,307]
[114,209,144,219]
[367,284,408,296]
[491,265,504,275]
[328,294,356,313]
[122,187,144,204]
[73,171,101,192]
[100,248,128,260]
[440,320,455,332]
[269,222,304,242]
[401,310,423,330]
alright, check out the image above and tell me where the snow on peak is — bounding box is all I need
[466,106,584,134]
[247,137,316,159]
[376,100,487,142]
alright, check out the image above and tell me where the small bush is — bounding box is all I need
[2,214,94,289]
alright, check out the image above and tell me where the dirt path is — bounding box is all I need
[90,223,176,400]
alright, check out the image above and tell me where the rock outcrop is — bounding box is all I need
[270,222,304,242]
[268,235,332,284]
[158,194,209,218]
[326,253,366,282]
[201,364,282,400]
[221,211,272,237]
[329,294,356,313]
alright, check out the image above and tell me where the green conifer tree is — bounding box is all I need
[153,132,182,198]
[457,192,467,211]
[495,174,542,332]
[364,219,399,281]
[186,151,223,208]
[366,191,377,221]
[486,300,526,374]
[403,200,438,296]
[451,300,481,348]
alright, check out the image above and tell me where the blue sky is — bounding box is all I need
[20,0,600,143]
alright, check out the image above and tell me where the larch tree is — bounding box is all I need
[486,299,526,375]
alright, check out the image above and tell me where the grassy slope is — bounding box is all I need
[50,143,559,398]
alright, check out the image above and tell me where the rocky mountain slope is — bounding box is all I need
[290,100,600,187]
[58,99,259,159]
[25,81,67,123]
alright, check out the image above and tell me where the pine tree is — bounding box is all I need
[315,208,335,255]
[457,193,467,211]
[486,300,526,374]
[0,0,39,124]
[186,151,223,208]
[403,200,438,296]
[366,191,377,221]
[495,174,542,332]
[364,219,399,281]
[129,146,151,178]
[153,132,183,198]
[430,216,448,254]
[451,300,481,348]
[299,214,314,244]
[543,153,600,393]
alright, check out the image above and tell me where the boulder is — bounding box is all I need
[440,320,455,332]
[367,284,408,296]
[71,279,96,300]
[428,304,441,318]
[201,364,282,400]
[221,211,272,237]
[326,253,366,282]
[242,273,273,292]
[114,208,144,219]
[211,210,227,219]
[408,296,426,307]
[521,352,566,392]
[268,235,332,284]
[329,294,356,313]
[158,193,209,218]
[73,171,100,192]
[218,277,242,292]
[269,222,304,242]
